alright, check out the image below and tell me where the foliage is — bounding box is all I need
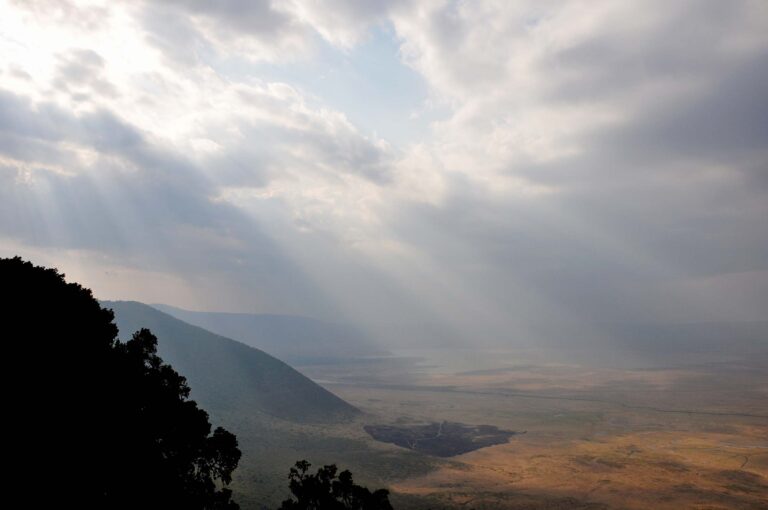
[2,256,241,509]
[279,461,393,510]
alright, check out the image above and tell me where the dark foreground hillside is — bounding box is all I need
[3,258,241,508]
[105,301,358,423]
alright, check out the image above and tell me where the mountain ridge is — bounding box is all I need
[104,300,359,423]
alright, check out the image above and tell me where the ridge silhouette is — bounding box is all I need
[2,256,241,509]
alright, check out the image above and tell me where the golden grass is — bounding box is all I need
[391,426,768,509]
[330,359,768,509]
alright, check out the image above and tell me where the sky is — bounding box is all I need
[1,0,767,347]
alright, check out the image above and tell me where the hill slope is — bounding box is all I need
[104,301,358,423]
[152,303,387,363]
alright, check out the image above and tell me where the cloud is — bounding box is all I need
[9,0,110,31]
[138,0,309,65]
[0,87,350,317]
[1,0,766,340]
[53,49,118,101]
[375,0,768,328]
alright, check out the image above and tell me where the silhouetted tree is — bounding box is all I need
[2,257,241,509]
[279,461,393,510]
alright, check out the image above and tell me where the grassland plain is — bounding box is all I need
[310,354,768,509]
[105,301,767,510]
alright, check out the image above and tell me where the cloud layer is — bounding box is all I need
[1,0,766,345]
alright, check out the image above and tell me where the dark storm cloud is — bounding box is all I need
[569,54,768,175]
[542,1,747,102]
[518,3,768,188]
[621,58,768,166]
[498,51,768,287]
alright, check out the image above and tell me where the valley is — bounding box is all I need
[107,303,768,509]
[301,351,768,509]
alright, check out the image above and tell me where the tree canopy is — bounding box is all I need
[2,256,241,509]
[279,461,393,510]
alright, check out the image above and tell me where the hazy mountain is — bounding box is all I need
[151,303,387,364]
[104,301,358,422]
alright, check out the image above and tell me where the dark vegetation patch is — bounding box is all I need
[363,421,520,457]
